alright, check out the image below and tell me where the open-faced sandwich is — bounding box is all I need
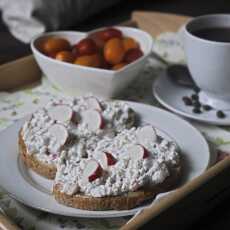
[19,95,181,210]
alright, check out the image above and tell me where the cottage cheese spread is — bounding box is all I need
[22,96,135,165]
[54,127,180,197]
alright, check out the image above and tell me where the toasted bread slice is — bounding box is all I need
[53,166,181,210]
[19,131,56,179]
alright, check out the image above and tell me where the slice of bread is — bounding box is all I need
[53,166,181,210]
[19,131,56,179]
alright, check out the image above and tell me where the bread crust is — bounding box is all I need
[53,166,181,210]
[19,131,56,179]
[53,184,156,210]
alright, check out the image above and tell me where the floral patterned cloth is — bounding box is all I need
[0,32,229,230]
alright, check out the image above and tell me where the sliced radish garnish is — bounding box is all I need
[85,97,102,111]
[82,160,102,182]
[51,154,58,160]
[48,105,73,123]
[98,152,116,169]
[71,111,79,124]
[137,125,157,145]
[81,110,103,131]
[127,144,149,160]
[49,124,68,147]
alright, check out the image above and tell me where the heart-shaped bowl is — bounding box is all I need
[31,26,153,98]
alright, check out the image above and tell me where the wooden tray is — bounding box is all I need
[0,11,230,230]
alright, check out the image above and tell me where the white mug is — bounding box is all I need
[184,14,230,110]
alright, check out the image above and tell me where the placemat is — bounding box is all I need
[0,31,229,229]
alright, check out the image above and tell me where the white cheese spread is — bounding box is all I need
[22,96,135,165]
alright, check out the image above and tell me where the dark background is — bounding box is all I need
[1,0,230,229]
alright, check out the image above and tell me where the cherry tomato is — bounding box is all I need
[88,32,105,49]
[99,56,111,69]
[99,28,122,41]
[55,51,75,63]
[48,52,57,59]
[104,38,125,65]
[112,62,127,70]
[73,38,98,56]
[74,54,101,68]
[123,37,139,52]
[124,48,143,63]
[41,37,71,55]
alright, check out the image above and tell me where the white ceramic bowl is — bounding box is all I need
[31,27,153,98]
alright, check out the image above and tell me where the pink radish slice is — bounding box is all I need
[71,111,79,124]
[49,124,68,147]
[85,97,102,111]
[98,152,116,169]
[51,154,58,160]
[137,125,157,144]
[127,144,149,160]
[81,110,103,131]
[82,160,102,182]
[48,105,73,123]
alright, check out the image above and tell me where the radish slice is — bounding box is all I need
[97,152,116,169]
[48,105,73,123]
[82,160,102,182]
[81,110,103,131]
[49,124,68,147]
[127,144,149,160]
[85,97,102,111]
[137,125,157,145]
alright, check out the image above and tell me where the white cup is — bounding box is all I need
[184,14,230,110]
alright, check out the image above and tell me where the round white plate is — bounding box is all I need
[153,70,230,125]
[0,102,210,218]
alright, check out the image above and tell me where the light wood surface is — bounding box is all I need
[0,214,20,230]
[0,55,41,91]
[132,11,191,37]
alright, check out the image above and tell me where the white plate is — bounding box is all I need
[153,70,230,125]
[0,102,210,218]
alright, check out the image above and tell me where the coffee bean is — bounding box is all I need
[193,86,200,93]
[191,94,199,101]
[202,105,212,111]
[193,101,201,108]
[216,110,226,118]
[182,96,192,106]
[193,107,201,114]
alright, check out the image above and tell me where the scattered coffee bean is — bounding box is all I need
[193,86,200,93]
[182,96,193,106]
[191,94,199,101]
[193,101,201,108]
[193,107,201,114]
[182,92,226,118]
[202,105,212,111]
[216,110,226,119]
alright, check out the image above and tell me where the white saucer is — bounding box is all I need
[153,70,230,126]
[0,102,210,218]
